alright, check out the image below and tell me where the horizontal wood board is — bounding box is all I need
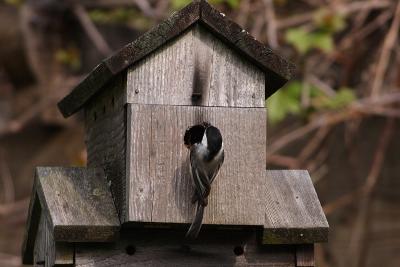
[126,104,267,226]
[263,170,329,244]
[127,25,265,107]
[75,228,296,267]
[35,167,120,242]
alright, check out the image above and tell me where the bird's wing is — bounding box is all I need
[209,150,224,184]
[190,147,210,200]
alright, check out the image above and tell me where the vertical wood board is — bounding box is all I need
[85,74,127,221]
[295,244,315,267]
[127,25,265,107]
[126,104,266,225]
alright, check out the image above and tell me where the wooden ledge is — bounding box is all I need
[22,167,120,264]
[263,170,329,244]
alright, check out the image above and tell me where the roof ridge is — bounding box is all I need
[58,0,294,118]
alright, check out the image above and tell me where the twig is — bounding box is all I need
[0,96,55,136]
[251,8,265,39]
[73,3,112,56]
[299,126,331,163]
[263,0,278,49]
[154,0,170,21]
[370,1,400,97]
[315,244,331,267]
[340,10,392,50]
[323,188,363,215]
[266,154,300,168]
[0,253,20,267]
[268,110,354,155]
[308,75,336,97]
[277,1,392,29]
[0,149,14,203]
[0,198,29,217]
[133,0,157,18]
[81,0,144,8]
[268,91,400,155]
[346,118,395,267]
[236,0,250,27]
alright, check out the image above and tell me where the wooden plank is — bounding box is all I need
[22,187,42,264]
[85,73,127,222]
[127,104,267,226]
[295,245,314,267]
[35,167,120,242]
[127,25,265,108]
[33,211,74,266]
[54,243,74,266]
[75,228,295,267]
[33,213,45,267]
[263,170,329,244]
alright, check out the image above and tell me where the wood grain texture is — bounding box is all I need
[295,245,314,267]
[33,215,56,267]
[126,104,266,226]
[75,228,296,267]
[58,0,294,118]
[126,25,265,107]
[22,189,41,264]
[33,213,74,267]
[35,167,120,242]
[33,213,46,267]
[85,74,127,222]
[263,170,329,244]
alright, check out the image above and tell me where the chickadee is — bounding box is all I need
[184,122,224,239]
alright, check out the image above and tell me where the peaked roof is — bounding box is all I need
[58,0,295,118]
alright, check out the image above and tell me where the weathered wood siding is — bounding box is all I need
[126,104,266,225]
[33,215,74,267]
[85,74,127,221]
[126,25,265,107]
[75,228,296,267]
[35,167,120,242]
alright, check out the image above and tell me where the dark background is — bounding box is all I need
[0,1,399,266]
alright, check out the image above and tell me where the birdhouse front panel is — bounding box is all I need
[126,104,266,225]
[126,25,265,108]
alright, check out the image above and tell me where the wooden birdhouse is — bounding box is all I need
[22,1,328,266]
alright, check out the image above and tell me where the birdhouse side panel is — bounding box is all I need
[33,215,55,267]
[126,104,266,226]
[126,25,265,108]
[85,74,127,221]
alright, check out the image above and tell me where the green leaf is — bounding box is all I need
[285,28,311,54]
[266,81,302,125]
[55,47,81,71]
[285,28,334,54]
[314,8,346,33]
[311,87,356,110]
[172,0,192,9]
[310,32,334,53]
[4,0,23,6]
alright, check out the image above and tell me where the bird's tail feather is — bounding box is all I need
[186,203,204,239]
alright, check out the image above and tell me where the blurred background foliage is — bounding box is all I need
[0,0,400,267]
